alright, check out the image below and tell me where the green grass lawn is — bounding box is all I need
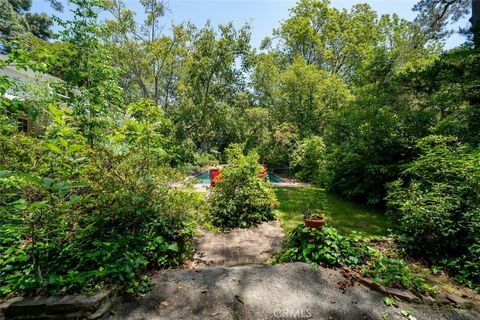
[274,186,391,236]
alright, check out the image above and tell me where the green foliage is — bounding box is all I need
[0,0,54,43]
[414,47,480,146]
[363,255,435,295]
[278,224,434,294]
[278,225,371,267]
[446,243,480,291]
[413,0,470,42]
[56,0,123,145]
[387,135,480,290]
[169,22,254,152]
[208,145,278,229]
[0,53,198,297]
[274,57,352,137]
[291,136,326,183]
[259,122,298,169]
[2,137,195,296]
[0,118,199,297]
[272,0,432,80]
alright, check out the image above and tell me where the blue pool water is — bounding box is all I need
[194,170,284,184]
[268,172,284,183]
[196,170,211,184]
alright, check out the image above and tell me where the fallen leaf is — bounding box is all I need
[401,309,412,317]
[383,296,395,306]
[159,301,170,308]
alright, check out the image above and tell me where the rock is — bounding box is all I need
[0,290,116,320]
[100,263,480,320]
[420,295,436,305]
[435,295,452,305]
[0,297,23,318]
[444,294,475,308]
[384,288,421,304]
[2,297,50,316]
[358,277,387,294]
[358,278,422,304]
[45,292,109,314]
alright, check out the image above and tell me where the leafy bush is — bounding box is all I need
[446,242,480,292]
[0,105,199,297]
[386,135,480,289]
[363,255,435,295]
[290,136,326,184]
[277,225,371,267]
[209,145,278,228]
[278,225,435,294]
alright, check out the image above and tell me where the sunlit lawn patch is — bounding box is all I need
[274,186,391,236]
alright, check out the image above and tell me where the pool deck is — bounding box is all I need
[189,181,312,193]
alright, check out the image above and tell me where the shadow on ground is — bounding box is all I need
[102,263,480,320]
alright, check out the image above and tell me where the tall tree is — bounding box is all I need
[471,0,480,46]
[57,0,123,144]
[0,0,60,42]
[105,0,181,106]
[271,0,384,80]
[413,0,479,47]
[171,22,253,152]
[270,0,435,82]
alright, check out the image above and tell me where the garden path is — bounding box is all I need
[189,220,285,267]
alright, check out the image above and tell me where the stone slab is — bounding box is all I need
[0,290,116,320]
[192,220,285,267]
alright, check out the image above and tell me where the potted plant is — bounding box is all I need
[303,209,326,229]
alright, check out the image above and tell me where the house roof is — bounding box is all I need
[1,54,66,100]
[0,54,61,83]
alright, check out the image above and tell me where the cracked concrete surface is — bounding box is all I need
[103,263,480,320]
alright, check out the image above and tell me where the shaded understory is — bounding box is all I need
[274,186,392,236]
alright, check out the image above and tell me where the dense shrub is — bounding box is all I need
[277,225,371,267]
[290,136,326,184]
[387,135,480,289]
[0,105,199,297]
[446,243,480,291]
[209,145,278,228]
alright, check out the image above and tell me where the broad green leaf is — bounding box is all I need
[46,143,62,154]
[168,243,178,252]
[401,309,412,317]
[10,199,27,210]
[42,177,55,188]
[383,297,394,306]
[0,170,13,178]
[67,144,82,153]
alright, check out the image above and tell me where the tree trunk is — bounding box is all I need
[472,0,480,47]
